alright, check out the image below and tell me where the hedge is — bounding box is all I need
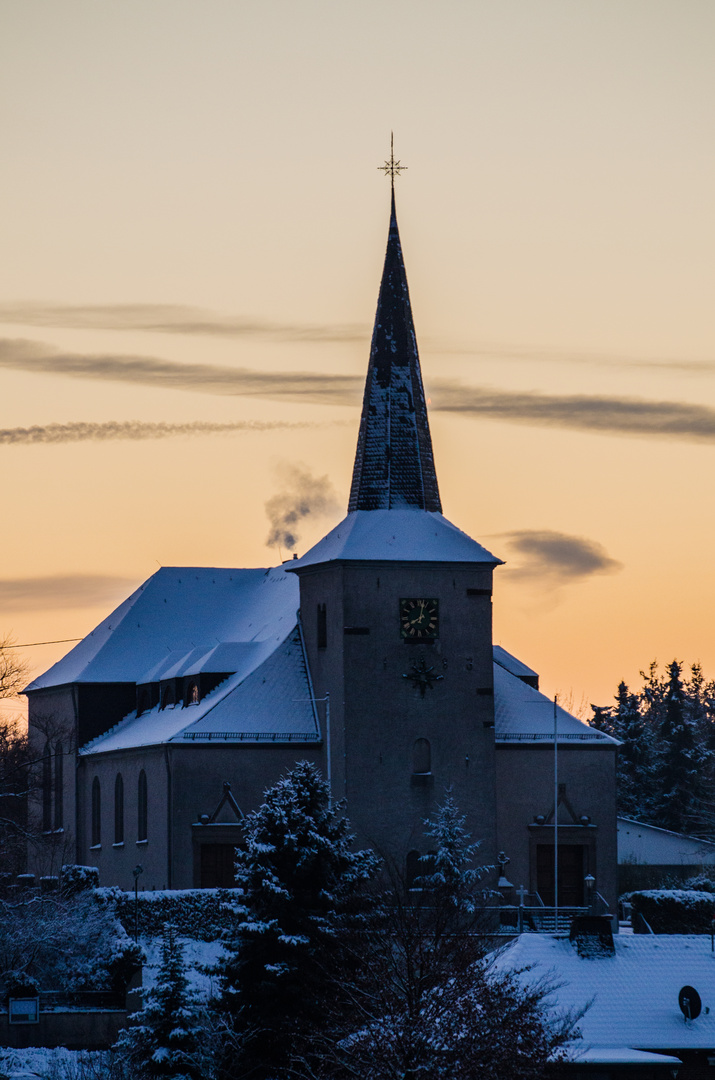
[98,887,246,941]
[629,889,715,934]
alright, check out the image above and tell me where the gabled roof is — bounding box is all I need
[348,189,441,513]
[25,566,299,691]
[495,934,715,1055]
[290,508,501,569]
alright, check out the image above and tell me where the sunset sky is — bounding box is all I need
[3,1,715,717]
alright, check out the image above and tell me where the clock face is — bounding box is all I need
[400,598,439,640]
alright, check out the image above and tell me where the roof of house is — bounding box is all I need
[618,817,715,865]
[494,663,617,745]
[496,933,715,1056]
[290,508,501,569]
[25,566,297,691]
[79,625,319,752]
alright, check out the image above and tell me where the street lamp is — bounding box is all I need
[584,873,595,914]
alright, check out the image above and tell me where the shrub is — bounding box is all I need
[100,888,245,942]
[61,865,100,897]
[630,889,715,933]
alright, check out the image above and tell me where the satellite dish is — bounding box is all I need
[678,985,702,1021]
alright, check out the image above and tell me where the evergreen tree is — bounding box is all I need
[216,760,378,1080]
[299,796,578,1080]
[117,924,203,1080]
[592,660,715,837]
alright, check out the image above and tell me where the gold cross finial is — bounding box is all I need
[378,133,407,185]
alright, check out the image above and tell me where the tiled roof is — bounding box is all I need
[348,189,441,513]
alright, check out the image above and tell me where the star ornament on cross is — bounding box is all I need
[378,133,407,184]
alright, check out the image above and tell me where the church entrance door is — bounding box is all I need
[200,843,237,888]
[536,844,585,906]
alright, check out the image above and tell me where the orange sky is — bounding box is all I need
[2,0,715,719]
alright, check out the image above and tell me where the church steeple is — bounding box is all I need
[348,184,442,513]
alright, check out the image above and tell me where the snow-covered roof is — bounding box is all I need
[80,626,319,753]
[290,509,501,569]
[495,933,715,1054]
[26,566,299,690]
[493,645,538,683]
[618,817,715,866]
[494,662,616,745]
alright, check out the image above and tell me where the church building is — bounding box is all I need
[25,183,618,912]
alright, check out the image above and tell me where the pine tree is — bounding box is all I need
[216,760,378,1080]
[117,924,203,1080]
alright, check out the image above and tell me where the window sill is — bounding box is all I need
[112,842,125,849]
[89,844,101,851]
[136,839,148,846]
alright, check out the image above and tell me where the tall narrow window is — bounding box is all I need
[412,738,431,774]
[91,777,101,847]
[42,743,52,832]
[54,742,64,830]
[137,770,148,842]
[317,604,327,649]
[114,774,124,844]
[188,682,199,705]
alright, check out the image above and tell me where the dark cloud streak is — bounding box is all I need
[0,419,325,445]
[0,303,367,344]
[0,337,362,405]
[498,530,622,586]
[4,337,715,444]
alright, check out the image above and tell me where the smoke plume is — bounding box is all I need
[265,464,340,553]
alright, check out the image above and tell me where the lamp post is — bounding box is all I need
[132,864,143,941]
[584,873,595,914]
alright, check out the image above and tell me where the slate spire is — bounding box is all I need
[348,189,442,513]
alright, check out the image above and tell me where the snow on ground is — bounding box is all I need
[0,1045,102,1078]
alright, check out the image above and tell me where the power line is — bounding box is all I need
[11,638,82,648]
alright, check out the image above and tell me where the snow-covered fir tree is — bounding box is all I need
[592,660,715,835]
[216,760,378,1080]
[117,923,204,1080]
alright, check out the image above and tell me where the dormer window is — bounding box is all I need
[160,683,176,710]
[188,682,200,706]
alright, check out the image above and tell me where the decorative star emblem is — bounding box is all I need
[378,132,407,183]
[403,658,443,698]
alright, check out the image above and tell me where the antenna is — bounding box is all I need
[678,985,702,1022]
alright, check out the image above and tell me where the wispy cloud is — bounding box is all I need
[0,302,367,343]
[0,419,328,445]
[0,338,362,405]
[4,336,715,444]
[498,529,622,587]
[432,385,715,443]
[0,575,137,611]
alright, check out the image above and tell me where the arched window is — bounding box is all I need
[161,683,175,710]
[42,743,52,832]
[137,770,148,842]
[54,742,64,830]
[114,774,124,844]
[412,738,431,774]
[188,682,199,706]
[91,777,101,847]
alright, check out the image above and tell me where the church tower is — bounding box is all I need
[291,182,502,862]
